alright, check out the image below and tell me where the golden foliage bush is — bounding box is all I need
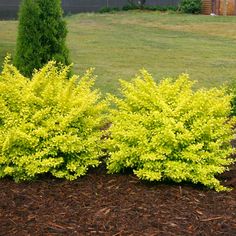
[105,70,235,191]
[0,58,107,181]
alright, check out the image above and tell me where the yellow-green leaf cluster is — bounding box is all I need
[105,70,235,191]
[0,59,107,181]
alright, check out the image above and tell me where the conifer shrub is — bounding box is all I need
[14,0,69,77]
[105,70,235,191]
[0,58,107,182]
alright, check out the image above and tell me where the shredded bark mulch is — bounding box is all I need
[0,162,235,236]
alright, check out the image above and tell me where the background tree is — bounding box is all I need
[179,0,202,14]
[14,0,69,77]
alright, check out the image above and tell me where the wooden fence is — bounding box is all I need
[202,0,236,15]
[0,0,180,19]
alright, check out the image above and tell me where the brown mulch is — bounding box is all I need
[0,162,235,236]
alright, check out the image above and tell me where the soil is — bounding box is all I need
[0,161,235,236]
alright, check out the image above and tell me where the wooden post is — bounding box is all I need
[223,0,228,15]
[235,0,236,15]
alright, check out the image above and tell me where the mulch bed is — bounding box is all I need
[0,162,235,236]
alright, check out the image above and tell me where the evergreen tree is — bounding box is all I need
[14,0,69,77]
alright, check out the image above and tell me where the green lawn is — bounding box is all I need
[0,11,236,95]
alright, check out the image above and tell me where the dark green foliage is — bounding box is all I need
[99,7,121,13]
[122,3,177,12]
[145,6,178,11]
[14,0,41,77]
[179,0,202,14]
[122,4,139,11]
[14,0,69,77]
[125,0,139,9]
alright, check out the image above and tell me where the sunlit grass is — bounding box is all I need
[0,11,236,95]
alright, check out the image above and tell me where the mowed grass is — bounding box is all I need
[0,11,236,95]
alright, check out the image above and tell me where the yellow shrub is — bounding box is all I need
[0,58,107,181]
[105,70,235,191]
